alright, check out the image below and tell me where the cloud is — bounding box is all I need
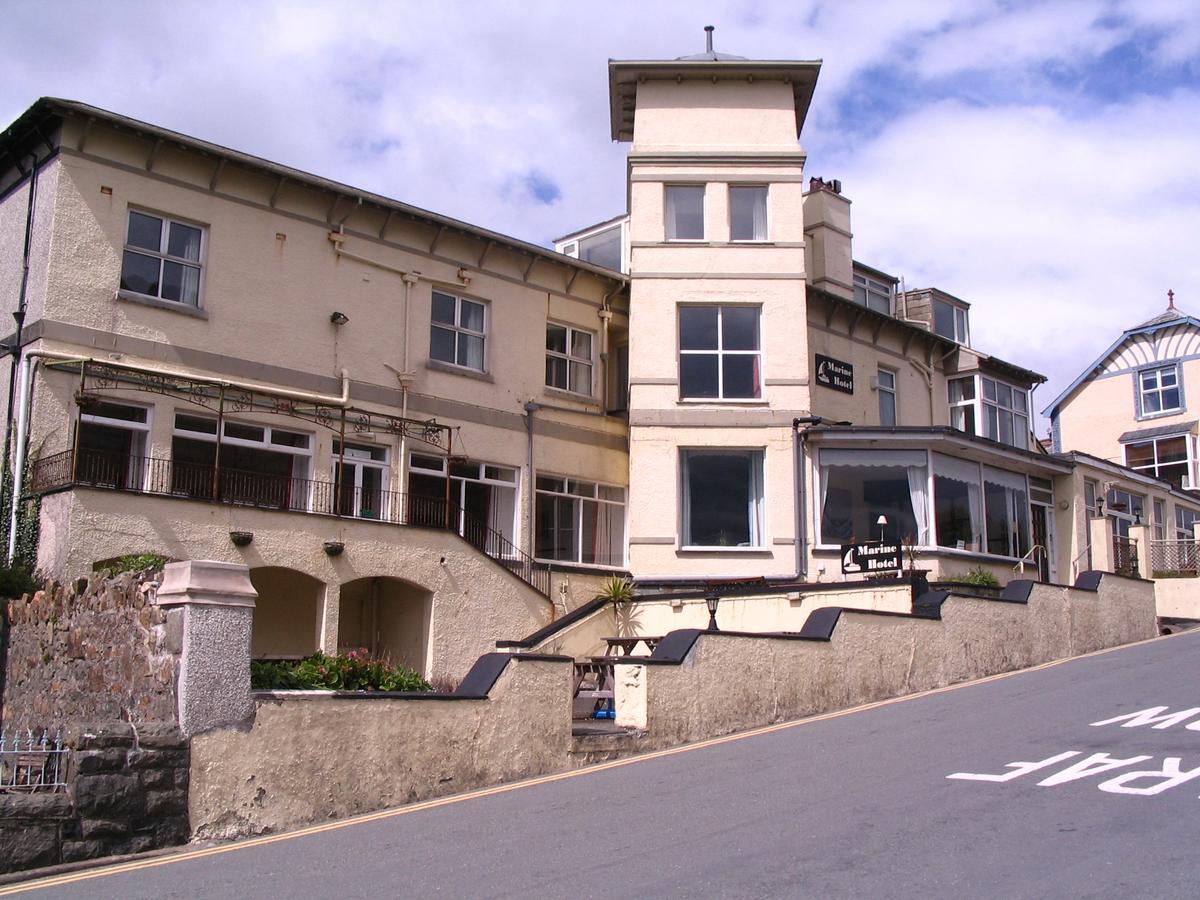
[1,0,1196,430]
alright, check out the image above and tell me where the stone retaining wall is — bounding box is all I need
[1,571,180,731]
[0,722,190,875]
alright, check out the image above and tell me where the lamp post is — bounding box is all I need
[704,592,721,632]
[876,515,888,543]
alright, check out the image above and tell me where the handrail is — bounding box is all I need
[1070,542,1091,582]
[1013,544,1046,575]
[28,448,550,597]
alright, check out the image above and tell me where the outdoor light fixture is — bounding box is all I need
[323,540,345,556]
[876,515,888,542]
[1096,497,1105,516]
[704,592,721,632]
[229,530,253,547]
[329,311,350,325]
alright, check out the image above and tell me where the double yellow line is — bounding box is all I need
[4,629,1182,895]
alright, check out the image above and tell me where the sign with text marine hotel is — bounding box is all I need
[815,355,853,393]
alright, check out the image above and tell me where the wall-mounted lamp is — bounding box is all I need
[330,311,350,325]
[229,530,253,547]
[704,592,721,632]
[323,540,345,556]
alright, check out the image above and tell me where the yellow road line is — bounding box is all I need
[4,628,1186,895]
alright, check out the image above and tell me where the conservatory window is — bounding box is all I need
[817,449,929,546]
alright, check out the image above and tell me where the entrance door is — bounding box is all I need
[1030,504,1051,582]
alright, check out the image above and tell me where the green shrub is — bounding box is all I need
[949,565,1001,588]
[93,553,169,578]
[251,650,432,692]
[0,560,40,599]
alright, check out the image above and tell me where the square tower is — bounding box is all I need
[612,34,821,581]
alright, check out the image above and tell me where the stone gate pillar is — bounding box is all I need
[155,560,257,737]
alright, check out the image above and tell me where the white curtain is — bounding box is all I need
[747,456,764,546]
[665,188,681,240]
[966,482,983,548]
[752,189,768,240]
[906,465,930,545]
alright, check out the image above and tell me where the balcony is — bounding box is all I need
[28,448,549,596]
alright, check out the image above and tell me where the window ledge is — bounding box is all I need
[116,290,208,319]
[677,546,772,554]
[677,398,770,406]
[544,386,598,406]
[1136,409,1186,422]
[425,359,494,383]
[812,543,1025,565]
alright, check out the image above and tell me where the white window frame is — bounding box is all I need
[1105,487,1144,539]
[430,290,487,372]
[678,304,762,401]
[729,185,768,242]
[877,367,897,426]
[334,440,390,520]
[119,209,206,308]
[1136,363,1184,419]
[1152,498,1166,541]
[854,273,893,315]
[680,448,765,549]
[79,400,152,490]
[948,374,1029,450]
[533,474,626,568]
[1123,433,1194,490]
[933,297,969,345]
[665,184,705,242]
[409,453,520,546]
[173,414,312,470]
[545,323,594,397]
[1175,505,1200,541]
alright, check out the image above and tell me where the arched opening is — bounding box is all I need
[249,567,324,659]
[338,576,432,674]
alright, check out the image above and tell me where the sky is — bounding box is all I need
[3,0,1198,431]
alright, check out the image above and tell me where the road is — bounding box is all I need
[9,629,1200,899]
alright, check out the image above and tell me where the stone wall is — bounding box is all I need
[1,570,180,731]
[0,722,190,875]
[614,574,1158,748]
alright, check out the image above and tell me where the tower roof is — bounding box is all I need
[607,29,821,141]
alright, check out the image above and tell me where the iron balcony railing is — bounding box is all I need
[28,448,549,596]
[1150,540,1200,577]
[1112,535,1139,579]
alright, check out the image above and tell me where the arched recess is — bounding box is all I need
[249,567,325,659]
[338,576,433,675]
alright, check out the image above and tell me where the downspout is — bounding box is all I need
[5,154,40,461]
[398,272,419,509]
[524,401,537,555]
[597,287,617,413]
[792,418,808,580]
[6,349,351,562]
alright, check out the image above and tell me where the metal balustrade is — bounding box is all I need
[1112,535,1139,578]
[28,448,549,596]
[1150,540,1200,577]
[0,729,68,792]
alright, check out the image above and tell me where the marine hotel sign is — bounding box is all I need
[815,354,854,394]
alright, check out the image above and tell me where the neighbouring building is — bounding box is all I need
[1,35,1189,685]
[1044,293,1200,588]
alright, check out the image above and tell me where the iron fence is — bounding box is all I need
[28,448,549,597]
[1112,535,1139,578]
[0,729,69,793]
[1150,540,1200,577]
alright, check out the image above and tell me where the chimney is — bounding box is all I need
[802,178,853,299]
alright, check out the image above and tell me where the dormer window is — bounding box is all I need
[948,374,1029,450]
[933,297,969,345]
[853,273,892,315]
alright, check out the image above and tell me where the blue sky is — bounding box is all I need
[2,0,1198,430]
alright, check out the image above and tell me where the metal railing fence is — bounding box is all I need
[1150,540,1200,577]
[1112,535,1139,578]
[0,729,69,793]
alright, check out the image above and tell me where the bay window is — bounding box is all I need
[681,450,764,548]
[983,467,1030,558]
[818,449,929,546]
[1124,434,1192,489]
[1175,506,1200,541]
[932,454,983,551]
[948,374,1029,450]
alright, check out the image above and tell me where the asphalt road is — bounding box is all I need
[11,629,1200,899]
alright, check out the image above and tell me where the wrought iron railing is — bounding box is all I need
[0,729,68,792]
[1112,535,1139,578]
[28,448,549,596]
[1150,540,1200,577]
